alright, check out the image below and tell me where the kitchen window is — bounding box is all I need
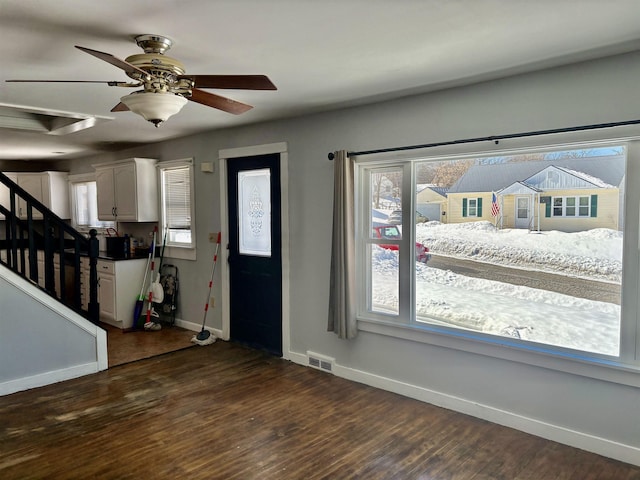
[69,176,114,231]
[158,159,196,259]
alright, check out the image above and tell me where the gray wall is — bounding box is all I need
[62,51,640,461]
[0,271,99,386]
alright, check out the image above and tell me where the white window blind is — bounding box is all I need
[162,166,192,245]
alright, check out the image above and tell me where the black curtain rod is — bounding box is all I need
[326,119,640,160]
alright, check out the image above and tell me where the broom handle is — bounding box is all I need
[202,232,221,327]
[157,227,168,275]
[145,230,157,324]
[138,251,152,299]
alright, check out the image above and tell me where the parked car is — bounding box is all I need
[372,225,431,263]
[387,210,403,224]
[387,210,428,224]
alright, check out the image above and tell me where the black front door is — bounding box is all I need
[227,153,282,356]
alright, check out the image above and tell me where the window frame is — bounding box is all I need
[67,173,115,232]
[552,195,591,217]
[468,198,477,216]
[157,158,196,261]
[354,140,640,388]
[462,197,482,217]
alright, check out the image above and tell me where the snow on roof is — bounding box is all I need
[498,181,543,195]
[448,155,624,193]
[417,184,448,196]
[555,166,615,188]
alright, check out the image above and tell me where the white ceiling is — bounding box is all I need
[1,0,640,161]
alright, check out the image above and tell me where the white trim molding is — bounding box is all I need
[287,350,640,467]
[218,142,290,358]
[0,363,101,396]
[0,266,108,396]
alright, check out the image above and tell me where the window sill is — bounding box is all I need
[357,317,640,388]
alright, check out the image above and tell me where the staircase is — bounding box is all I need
[0,172,99,322]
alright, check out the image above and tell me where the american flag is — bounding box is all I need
[491,192,500,217]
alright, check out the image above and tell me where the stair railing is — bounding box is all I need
[0,172,99,323]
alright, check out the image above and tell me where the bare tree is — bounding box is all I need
[432,159,475,187]
[371,171,402,208]
[416,163,438,184]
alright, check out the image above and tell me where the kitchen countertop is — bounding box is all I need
[98,253,148,261]
[63,249,148,262]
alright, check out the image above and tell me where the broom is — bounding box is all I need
[144,229,161,331]
[132,239,153,329]
[191,232,221,345]
[150,227,167,307]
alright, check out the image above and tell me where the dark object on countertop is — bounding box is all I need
[106,236,127,259]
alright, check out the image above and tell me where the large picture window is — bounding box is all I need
[357,144,633,366]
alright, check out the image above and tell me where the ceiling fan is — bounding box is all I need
[7,34,277,126]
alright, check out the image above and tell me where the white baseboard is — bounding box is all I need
[287,350,640,467]
[0,363,100,396]
[174,317,224,340]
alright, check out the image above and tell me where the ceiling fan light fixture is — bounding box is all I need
[120,92,187,127]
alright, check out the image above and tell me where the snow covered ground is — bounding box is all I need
[371,221,623,356]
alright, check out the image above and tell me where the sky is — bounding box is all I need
[371,221,622,356]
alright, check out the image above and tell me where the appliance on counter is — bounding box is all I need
[106,235,130,259]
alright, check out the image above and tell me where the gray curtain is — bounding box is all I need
[328,150,357,339]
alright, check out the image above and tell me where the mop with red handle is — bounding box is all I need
[144,228,162,331]
[191,232,221,345]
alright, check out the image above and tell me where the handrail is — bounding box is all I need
[0,172,99,323]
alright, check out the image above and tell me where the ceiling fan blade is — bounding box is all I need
[189,88,253,114]
[110,102,129,112]
[179,75,277,90]
[75,46,149,78]
[6,79,132,86]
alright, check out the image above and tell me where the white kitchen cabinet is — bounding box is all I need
[4,250,60,295]
[93,158,158,222]
[95,257,147,329]
[29,251,59,295]
[17,174,44,219]
[15,172,70,220]
[0,248,33,278]
[0,172,17,220]
[97,262,116,322]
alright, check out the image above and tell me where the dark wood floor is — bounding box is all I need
[1,342,639,480]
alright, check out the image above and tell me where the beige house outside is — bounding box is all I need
[444,156,625,232]
[416,184,447,223]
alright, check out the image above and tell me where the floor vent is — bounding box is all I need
[307,351,335,373]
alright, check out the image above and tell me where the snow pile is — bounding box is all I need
[371,222,623,355]
[417,221,622,282]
